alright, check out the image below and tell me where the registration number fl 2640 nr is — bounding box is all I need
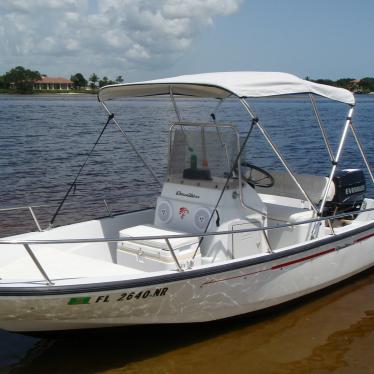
[116,287,168,302]
[68,287,169,305]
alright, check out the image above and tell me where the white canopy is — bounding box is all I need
[98,71,355,105]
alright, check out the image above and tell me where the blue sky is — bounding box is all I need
[0,0,373,82]
[163,0,374,81]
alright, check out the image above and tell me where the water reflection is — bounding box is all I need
[8,269,374,374]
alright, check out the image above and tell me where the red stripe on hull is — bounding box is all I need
[271,248,336,270]
[201,268,267,286]
[355,232,374,243]
[201,247,338,286]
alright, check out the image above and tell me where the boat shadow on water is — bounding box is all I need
[7,267,374,374]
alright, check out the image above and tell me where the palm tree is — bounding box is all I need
[99,76,109,87]
[89,73,99,89]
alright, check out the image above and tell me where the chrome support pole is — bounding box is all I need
[211,100,230,172]
[192,120,258,259]
[28,206,42,232]
[326,217,336,236]
[165,238,183,272]
[313,106,355,238]
[350,122,374,183]
[101,102,162,187]
[0,204,51,212]
[23,244,53,285]
[238,119,318,214]
[103,199,113,217]
[49,112,114,227]
[262,229,273,253]
[215,126,231,173]
[169,86,182,121]
[228,100,267,216]
[319,106,355,215]
[210,99,223,122]
[240,99,318,213]
[309,94,334,162]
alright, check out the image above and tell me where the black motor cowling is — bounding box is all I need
[324,169,366,216]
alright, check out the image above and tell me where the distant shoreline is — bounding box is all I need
[1,87,373,97]
[0,88,98,95]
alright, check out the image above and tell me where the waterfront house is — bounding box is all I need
[33,75,73,90]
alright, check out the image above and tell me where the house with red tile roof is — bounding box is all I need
[33,75,73,90]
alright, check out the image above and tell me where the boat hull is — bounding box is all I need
[0,225,373,332]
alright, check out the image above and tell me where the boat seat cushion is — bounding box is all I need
[289,209,315,223]
[119,224,199,250]
[255,171,335,203]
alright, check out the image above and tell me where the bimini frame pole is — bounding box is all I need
[240,99,318,213]
[100,102,162,187]
[349,122,374,183]
[169,86,182,121]
[312,105,355,237]
[309,94,334,162]
[49,112,114,227]
[210,99,223,122]
[319,106,355,215]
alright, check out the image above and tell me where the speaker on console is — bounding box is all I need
[194,208,212,230]
[157,200,173,224]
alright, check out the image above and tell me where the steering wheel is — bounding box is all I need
[241,162,274,188]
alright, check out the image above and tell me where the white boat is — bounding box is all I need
[0,72,373,333]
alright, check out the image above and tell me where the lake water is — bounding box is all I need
[0,94,373,373]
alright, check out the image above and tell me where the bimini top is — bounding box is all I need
[98,71,355,105]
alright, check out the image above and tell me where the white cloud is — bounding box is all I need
[0,0,242,78]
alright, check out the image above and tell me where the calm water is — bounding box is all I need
[0,94,373,373]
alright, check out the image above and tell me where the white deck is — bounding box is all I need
[0,247,144,282]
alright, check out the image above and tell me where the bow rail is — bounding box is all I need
[0,208,373,286]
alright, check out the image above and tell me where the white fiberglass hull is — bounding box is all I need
[0,223,373,332]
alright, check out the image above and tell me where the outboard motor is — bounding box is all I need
[324,169,366,217]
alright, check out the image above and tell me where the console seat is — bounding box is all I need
[117,224,200,271]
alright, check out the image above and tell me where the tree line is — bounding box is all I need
[0,66,124,93]
[307,77,374,93]
[70,72,124,89]
[1,66,374,94]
